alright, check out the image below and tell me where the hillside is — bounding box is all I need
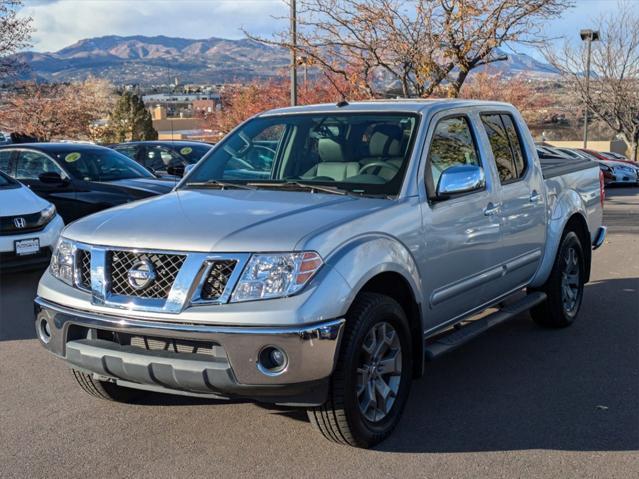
[14,35,558,85]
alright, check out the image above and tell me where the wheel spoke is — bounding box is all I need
[374,377,395,414]
[377,350,400,375]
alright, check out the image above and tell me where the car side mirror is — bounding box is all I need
[166,165,185,177]
[183,164,195,177]
[39,172,67,185]
[436,165,485,199]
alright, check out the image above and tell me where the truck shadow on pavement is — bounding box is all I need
[377,277,639,453]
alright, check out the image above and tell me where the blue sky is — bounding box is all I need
[21,0,623,57]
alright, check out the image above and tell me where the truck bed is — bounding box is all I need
[540,156,598,179]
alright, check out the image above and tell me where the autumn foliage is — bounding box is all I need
[0,79,115,141]
[199,74,372,135]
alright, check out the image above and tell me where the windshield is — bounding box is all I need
[171,144,212,163]
[182,113,419,196]
[0,171,18,188]
[51,149,154,182]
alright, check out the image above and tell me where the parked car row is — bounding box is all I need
[535,144,638,186]
[0,141,216,271]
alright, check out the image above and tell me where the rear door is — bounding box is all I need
[14,150,78,221]
[478,112,546,295]
[419,113,502,329]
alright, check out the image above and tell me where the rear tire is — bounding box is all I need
[307,293,413,448]
[530,230,585,328]
[71,369,148,403]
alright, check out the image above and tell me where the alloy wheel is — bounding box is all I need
[356,321,403,423]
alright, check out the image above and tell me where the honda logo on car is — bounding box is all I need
[13,217,26,229]
[127,260,157,290]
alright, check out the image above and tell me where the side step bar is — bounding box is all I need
[424,291,547,361]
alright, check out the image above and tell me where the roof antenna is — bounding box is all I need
[336,99,349,108]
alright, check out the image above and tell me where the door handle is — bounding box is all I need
[530,190,541,203]
[484,202,501,216]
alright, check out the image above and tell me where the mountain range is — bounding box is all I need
[14,35,558,85]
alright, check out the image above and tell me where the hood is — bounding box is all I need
[63,189,391,253]
[101,177,175,195]
[0,183,50,216]
[604,160,639,170]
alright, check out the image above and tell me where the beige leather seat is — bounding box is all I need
[303,138,359,181]
[360,125,405,180]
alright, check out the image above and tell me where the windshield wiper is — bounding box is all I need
[184,180,257,190]
[246,181,351,196]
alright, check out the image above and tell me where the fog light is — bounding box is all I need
[38,317,51,344]
[257,346,288,375]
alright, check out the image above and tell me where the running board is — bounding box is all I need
[424,291,547,361]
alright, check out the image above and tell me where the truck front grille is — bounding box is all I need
[77,249,91,290]
[109,251,186,299]
[201,260,238,300]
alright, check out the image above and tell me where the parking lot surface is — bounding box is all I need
[1,187,637,479]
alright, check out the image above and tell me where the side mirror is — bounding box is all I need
[39,172,67,185]
[436,165,485,199]
[166,165,185,177]
[183,164,196,177]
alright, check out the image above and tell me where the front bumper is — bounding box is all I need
[0,215,63,272]
[35,297,345,405]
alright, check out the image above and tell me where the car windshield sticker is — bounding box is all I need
[180,147,193,156]
[65,152,81,163]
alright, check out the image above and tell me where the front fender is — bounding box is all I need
[324,234,422,316]
[530,189,587,288]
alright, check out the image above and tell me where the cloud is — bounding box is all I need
[21,0,288,52]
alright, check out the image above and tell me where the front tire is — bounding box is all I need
[307,293,413,448]
[530,230,585,328]
[71,369,148,403]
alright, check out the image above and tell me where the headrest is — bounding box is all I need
[369,125,403,157]
[318,138,348,162]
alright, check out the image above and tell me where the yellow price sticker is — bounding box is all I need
[65,152,81,163]
[180,147,193,156]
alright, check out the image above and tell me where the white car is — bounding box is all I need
[0,171,64,271]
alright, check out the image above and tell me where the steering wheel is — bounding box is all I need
[358,162,400,175]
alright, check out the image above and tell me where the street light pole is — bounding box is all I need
[580,29,600,148]
[290,0,298,106]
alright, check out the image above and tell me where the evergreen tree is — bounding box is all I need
[108,91,157,142]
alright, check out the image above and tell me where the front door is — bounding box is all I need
[419,114,502,331]
[14,150,78,221]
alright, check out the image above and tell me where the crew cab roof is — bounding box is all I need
[259,99,515,116]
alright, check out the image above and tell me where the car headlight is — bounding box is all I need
[39,204,56,224]
[231,252,323,302]
[50,237,75,286]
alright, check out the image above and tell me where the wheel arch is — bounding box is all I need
[327,235,425,378]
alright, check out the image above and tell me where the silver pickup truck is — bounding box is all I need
[35,100,606,448]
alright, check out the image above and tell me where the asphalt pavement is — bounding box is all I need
[1,187,637,479]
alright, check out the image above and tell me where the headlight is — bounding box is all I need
[50,237,75,286]
[39,204,56,224]
[231,252,323,302]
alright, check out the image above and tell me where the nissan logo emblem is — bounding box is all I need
[13,217,26,229]
[127,259,157,290]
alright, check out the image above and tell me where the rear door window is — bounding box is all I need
[481,114,527,183]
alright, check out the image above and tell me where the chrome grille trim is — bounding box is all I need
[72,241,249,314]
[110,251,186,299]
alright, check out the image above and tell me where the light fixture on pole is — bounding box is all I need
[580,29,600,148]
[290,0,298,107]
